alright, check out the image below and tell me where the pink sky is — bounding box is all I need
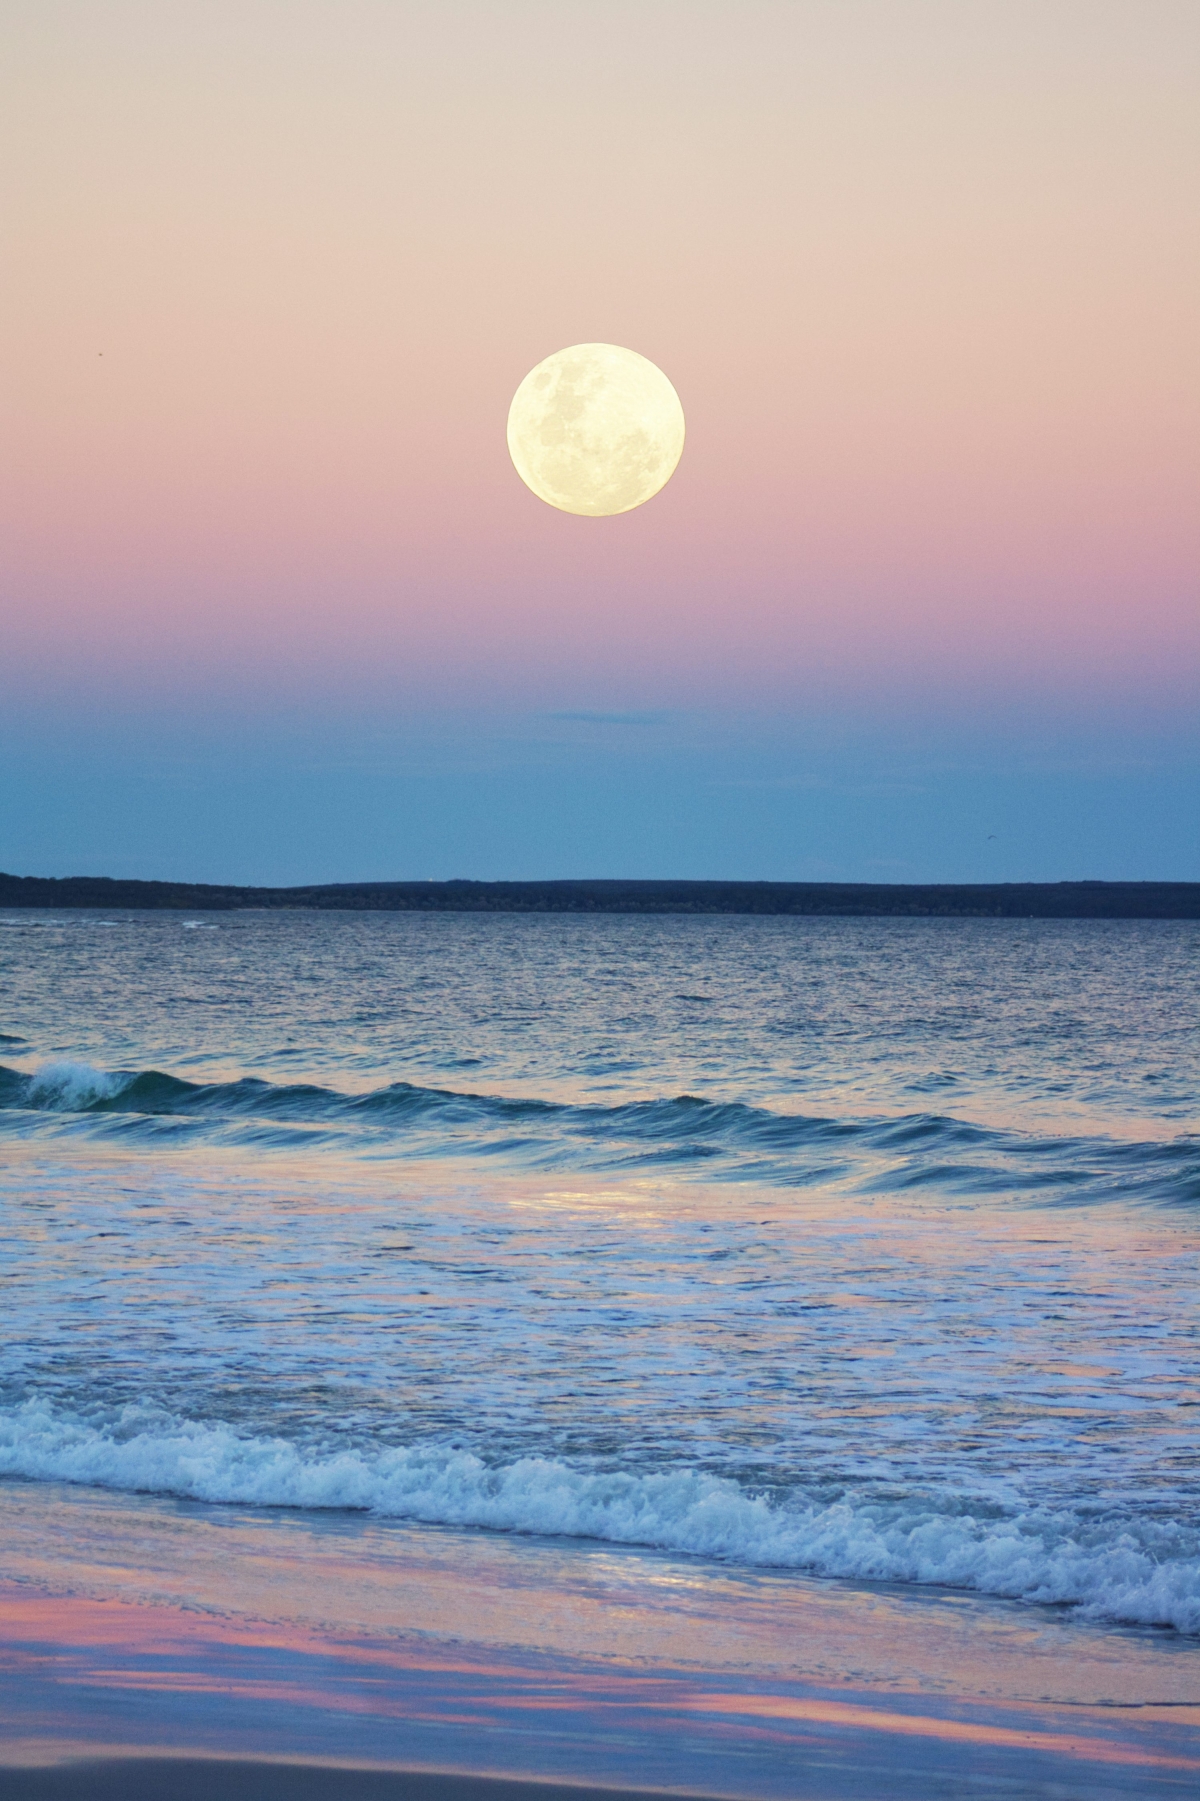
[4,1,1197,722]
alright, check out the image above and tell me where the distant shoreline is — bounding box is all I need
[2,873,1198,918]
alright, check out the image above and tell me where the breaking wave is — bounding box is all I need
[1,1400,1196,1635]
[24,1060,125,1110]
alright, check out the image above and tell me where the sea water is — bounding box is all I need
[1,910,1198,1640]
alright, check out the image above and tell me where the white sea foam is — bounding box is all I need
[1,1401,1196,1635]
[26,1061,124,1109]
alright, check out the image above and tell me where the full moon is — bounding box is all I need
[507,343,685,516]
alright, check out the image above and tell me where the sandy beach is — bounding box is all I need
[2,1481,1197,1800]
[1,1763,722,1801]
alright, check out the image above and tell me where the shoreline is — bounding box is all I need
[0,1761,726,1801]
[3,874,1199,918]
[2,1486,1198,1800]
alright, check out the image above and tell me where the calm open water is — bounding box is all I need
[1,910,1198,1636]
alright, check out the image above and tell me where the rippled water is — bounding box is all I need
[1,910,1198,1635]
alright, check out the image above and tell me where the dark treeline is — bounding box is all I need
[2,873,1198,918]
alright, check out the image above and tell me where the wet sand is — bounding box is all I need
[4,1734,1200,1801]
[2,1481,1198,1800]
[0,1764,719,1801]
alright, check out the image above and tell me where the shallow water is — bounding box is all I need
[1,910,1198,1637]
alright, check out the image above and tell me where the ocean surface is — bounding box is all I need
[2,910,1198,1641]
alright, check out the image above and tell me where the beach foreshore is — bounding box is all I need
[0,1762,722,1801]
[3,1738,1200,1801]
[3,1481,1199,1800]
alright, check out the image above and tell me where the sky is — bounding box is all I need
[2,0,1197,884]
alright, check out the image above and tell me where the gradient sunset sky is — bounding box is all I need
[3,1,1197,882]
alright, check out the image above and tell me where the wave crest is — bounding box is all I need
[1,1401,1197,1635]
[2,1058,1197,1204]
[26,1061,124,1110]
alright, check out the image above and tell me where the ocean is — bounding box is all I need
[2,907,1197,1653]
